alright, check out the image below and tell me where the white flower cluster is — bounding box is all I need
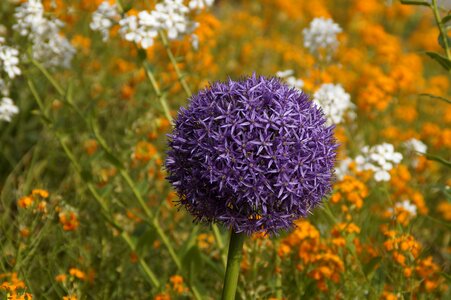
[403,138,427,168]
[335,157,353,180]
[276,70,304,90]
[0,97,19,122]
[404,138,427,154]
[13,0,75,68]
[396,200,417,216]
[189,0,215,10]
[90,1,120,42]
[0,37,20,122]
[119,0,198,49]
[355,143,403,182]
[303,17,342,55]
[387,200,417,217]
[0,41,21,79]
[313,83,355,125]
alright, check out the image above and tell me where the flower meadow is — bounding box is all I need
[0,0,450,299]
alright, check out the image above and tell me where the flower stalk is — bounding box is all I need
[221,231,245,300]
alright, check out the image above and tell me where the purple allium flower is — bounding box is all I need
[166,75,338,234]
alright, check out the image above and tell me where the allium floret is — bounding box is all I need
[166,75,338,234]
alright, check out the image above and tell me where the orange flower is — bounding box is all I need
[55,274,67,282]
[59,211,80,231]
[197,233,214,250]
[437,202,451,221]
[133,141,158,162]
[69,268,86,281]
[19,227,30,238]
[31,189,49,198]
[17,196,34,208]
[332,175,368,209]
[169,275,187,294]
[83,139,98,156]
[154,294,171,300]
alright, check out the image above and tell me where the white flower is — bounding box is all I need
[12,0,44,36]
[303,17,342,55]
[404,138,427,167]
[119,0,198,49]
[276,70,304,90]
[153,0,197,40]
[374,170,390,182]
[276,70,294,78]
[396,200,417,216]
[404,138,427,154]
[0,97,19,122]
[90,1,120,42]
[189,0,215,10]
[13,0,75,68]
[0,45,21,79]
[313,83,354,125]
[191,34,199,50]
[335,157,353,180]
[119,16,141,43]
[137,11,159,48]
[354,143,403,182]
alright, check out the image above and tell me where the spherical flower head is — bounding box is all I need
[166,75,338,235]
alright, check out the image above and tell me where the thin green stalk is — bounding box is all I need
[30,58,64,95]
[145,65,173,123]
[274,240,282,299]
[431,0,451,60]
[213,225,227,267]
[221,231,246,300]
[158,30,192,97]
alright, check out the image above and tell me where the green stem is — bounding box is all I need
[274,240,282,299]
[144,64,174,123]
[158,30,192,97]
[221,231,245,300]
[431,0,451,60]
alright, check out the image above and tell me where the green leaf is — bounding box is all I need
[179,226,199,258]
[438,32,451,51]
[102,151,124,169]
[80,169,93,182]
[425,51,451,70]
[400,0,430,6]
[442,272,451,282]
[442,15,451,24]
[135,227,158,255]
[363,257,382,278]
[424,152,451,168]
[181,245,203,283]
